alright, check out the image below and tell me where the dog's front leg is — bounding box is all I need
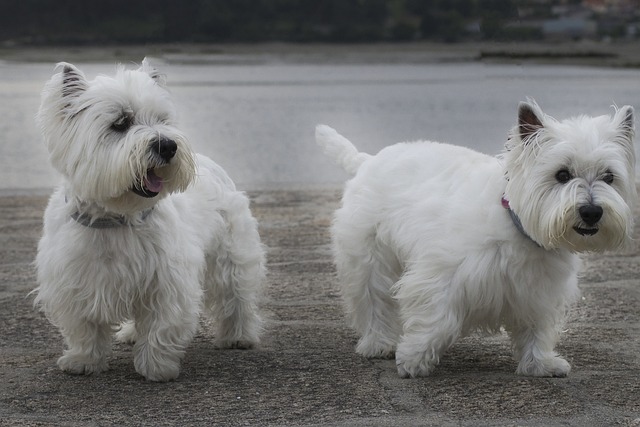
[131,297,200,382]
[57,320,111,375]
[510,322,571,377]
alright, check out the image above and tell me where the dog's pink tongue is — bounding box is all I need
[144,170,164,193]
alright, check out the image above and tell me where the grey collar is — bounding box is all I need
[501,196,541,247]
[67,195,154,229]
[70,208,154,229]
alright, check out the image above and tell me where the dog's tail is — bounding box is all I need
[315,125,372,175]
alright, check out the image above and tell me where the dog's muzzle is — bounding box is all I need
[153,137,178,163]
[574,204,603,236]
[131,138,178,198]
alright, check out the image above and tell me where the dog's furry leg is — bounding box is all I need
[394,269,464,378]
[506,271,578,377]
[510,321,571,377]
[132,305,199,382]
[57,320,111,375]
[130,268,203,382]
[205,194,265,349]
[114,320,137,344]
[333,215,401,359]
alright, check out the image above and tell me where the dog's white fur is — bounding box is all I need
[33,60,265,382]
[316,100,635,378]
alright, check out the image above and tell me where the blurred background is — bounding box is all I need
[1,0,639,191]
[2,0,640,44]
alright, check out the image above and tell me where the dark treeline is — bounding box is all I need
[0,0,523,45]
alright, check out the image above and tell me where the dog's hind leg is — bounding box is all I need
[204,196,265,349]
[394,269,464,378]
[335,228,402,359]
[114,320,137,344]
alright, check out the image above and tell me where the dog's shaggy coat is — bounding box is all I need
[34,60,265,381]
[316,101,635,378]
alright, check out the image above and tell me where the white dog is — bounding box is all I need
[316,100,635,378]
[33,60,265,382]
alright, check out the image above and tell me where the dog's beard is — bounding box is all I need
[541,198,632,253]
[56,128,196,215]
[505,158,635,253]
[119,138,196,211]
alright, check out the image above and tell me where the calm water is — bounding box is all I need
[1,55,639,191]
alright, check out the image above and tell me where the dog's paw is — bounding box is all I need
[137,364,180,382]
[114,321,137,344]
[57,354,108,375]
[136,363,181,382]
[356,340,396,359]
[215,327,260,350]
[134,349,181,382]
[517,356,571,377]
[395,353,436,378]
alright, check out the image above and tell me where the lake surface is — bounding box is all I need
[1,53,639,191]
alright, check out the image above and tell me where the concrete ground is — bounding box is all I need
[0,189,638,426]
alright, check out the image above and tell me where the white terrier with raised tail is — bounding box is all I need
[33,59,266,382]
[316,100,636,378]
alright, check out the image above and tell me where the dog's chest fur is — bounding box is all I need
[35,191,218,324]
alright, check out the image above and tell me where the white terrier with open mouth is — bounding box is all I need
[316,100,636,378]
[33,60,265,381]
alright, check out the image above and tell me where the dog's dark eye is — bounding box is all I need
[112,115,132,132]
[555,169,572,184]
[603,171,615,185]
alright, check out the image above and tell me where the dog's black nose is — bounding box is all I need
[152,137,177,162]
[579,205,603,226]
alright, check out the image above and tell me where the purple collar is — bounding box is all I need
[501,196,540,247]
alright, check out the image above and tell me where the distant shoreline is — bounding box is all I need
[1,40,640,68]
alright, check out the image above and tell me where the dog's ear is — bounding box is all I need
[518,101,544,143]
[615,105,634,142]
[139,57,167,87]
[56,62,88,99]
